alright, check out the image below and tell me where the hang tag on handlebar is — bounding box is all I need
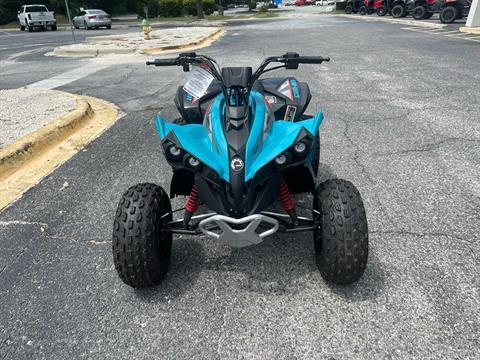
[183,66,215,99]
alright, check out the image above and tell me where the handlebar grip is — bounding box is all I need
[146,58,178,66]
[296,56,330,64]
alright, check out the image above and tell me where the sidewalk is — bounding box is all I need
[51,27,223,57]
[0,87,118,211]
[0,88,75,149]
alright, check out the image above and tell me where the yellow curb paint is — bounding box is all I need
[0,93,118,212]
[459,27,480,35]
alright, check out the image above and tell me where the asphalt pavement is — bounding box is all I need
[0,13,479,359]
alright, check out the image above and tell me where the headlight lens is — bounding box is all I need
[293,142,307,155]
[167,145,182,159]
[188,156,200,167]
[275,154,287,166]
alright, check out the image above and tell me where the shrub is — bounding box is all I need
[336,1,347,11]
[203,0,216,15]
[159,0,183,17]
[136,0,161,18]
[183,0,216,16]
[259,4,269,12]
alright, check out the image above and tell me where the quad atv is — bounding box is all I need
[439,0,471,23]
[112,52,369,288]
[345,0,364,13]
[410,0,440,19]
[359,0,375,14]
[373,0,390,15]
[390,0,414,17]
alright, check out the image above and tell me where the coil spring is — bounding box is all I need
[185,185,200,213]
[278,179,295,211]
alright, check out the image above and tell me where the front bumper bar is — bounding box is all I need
[198,214,279,248]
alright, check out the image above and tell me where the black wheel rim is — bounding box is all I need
[443,9,455,21]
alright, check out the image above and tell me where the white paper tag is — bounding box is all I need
[183,66,215,99]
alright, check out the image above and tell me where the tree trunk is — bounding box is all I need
[196,0,204,19]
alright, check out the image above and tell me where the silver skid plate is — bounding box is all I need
[198,214,279,248]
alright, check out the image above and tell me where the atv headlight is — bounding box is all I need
[275,154,288,166]
[166,144,183,160]
[293,142,308,156]
[186,155,202,170]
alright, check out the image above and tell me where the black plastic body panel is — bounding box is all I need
[174,77,312,124]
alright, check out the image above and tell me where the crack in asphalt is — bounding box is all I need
[336,112,400,232]
[370,229,475,244]
[376,137,480,156]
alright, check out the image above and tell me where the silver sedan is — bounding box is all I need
[73,9,112,30]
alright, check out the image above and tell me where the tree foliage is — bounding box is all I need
[0,0,226,24]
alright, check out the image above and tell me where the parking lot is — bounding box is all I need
[0,10,479,359]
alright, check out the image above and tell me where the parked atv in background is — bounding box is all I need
[345,0,364,13]
[391,0,413,17]
[373,0,390,15]
[359,0,372,14]
[112,52,369,289]
[410,0,439,19]
[439,0,471,23]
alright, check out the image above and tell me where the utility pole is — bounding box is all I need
[64,0,76,43]
[197,0,205,19]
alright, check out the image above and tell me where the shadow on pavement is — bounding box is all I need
[326,251,385,302]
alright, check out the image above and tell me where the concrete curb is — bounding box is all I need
[0,93,93,179]
[0,92,119,212]
[459,26,480,34]
[139,28,224,55]
[52,27,223,57]
[336,14,446,28]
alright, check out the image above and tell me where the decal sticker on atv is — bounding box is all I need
[290,79,300,99]
[230,157,244,172]
[185,92,197,103]
[284,105,297,121]
[278,80,294,100]
[183,66,215,99]
[265,95,277,104]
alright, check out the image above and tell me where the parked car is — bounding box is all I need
[316,0,335,5]
[17,4,56,32]
[73,9,112,30]
[294,0,307,5]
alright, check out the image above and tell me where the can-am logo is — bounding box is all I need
[230,157,244,172]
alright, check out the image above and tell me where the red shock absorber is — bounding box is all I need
[184,185,199,227]
[278,179,295,211]
[185,185,199,213]
[278,179,298,225]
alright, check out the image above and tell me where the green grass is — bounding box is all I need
[113,11,279,24]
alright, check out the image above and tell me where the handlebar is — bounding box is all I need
[146,58,178,66]
[295,56,330,64]
[146,52,330,96]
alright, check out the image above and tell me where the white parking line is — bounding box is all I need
[430,30,459,35]
[423,28,445,32]
[444,32,473,37]
[27,62,112,89]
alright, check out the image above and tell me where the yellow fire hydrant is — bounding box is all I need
[142,18,151,40]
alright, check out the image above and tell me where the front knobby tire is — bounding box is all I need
[313,179,368,284]
[391,4,405,17]
[112,183,173,288]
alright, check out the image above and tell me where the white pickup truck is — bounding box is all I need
[17,4,57,32]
